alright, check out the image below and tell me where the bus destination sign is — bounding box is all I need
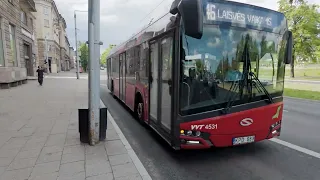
[204,1,284,29]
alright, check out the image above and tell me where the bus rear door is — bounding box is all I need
[119,53,126,102]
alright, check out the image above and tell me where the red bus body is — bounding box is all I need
[106,0,290,150]
[179,102,282,149]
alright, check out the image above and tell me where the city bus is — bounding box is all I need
[106,0,293,150]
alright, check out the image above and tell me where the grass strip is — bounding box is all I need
[284,88,320,100]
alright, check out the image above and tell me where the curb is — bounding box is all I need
[100,99,152,180]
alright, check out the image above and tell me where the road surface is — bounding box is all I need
[100,79,319,180]
[280,97,320,153]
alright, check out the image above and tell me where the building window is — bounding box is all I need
[44,7,48,15]
[44,19,49,27]
[29,18,33,30]
[0,20,4,66]
[21,11,27,25]
[9,24,17,66]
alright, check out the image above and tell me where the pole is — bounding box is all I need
[45,36,49,74]
[74,12,80,79]
[94,0,101,144]
[88,0,100,145]
[94,0,100,117]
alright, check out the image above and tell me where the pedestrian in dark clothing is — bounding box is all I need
[36,66,44,86]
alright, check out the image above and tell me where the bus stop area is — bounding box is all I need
[0,74,151,180]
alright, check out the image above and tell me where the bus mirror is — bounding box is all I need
[169,0,180,15]
[285,31,293,64]
[177,0,203,39]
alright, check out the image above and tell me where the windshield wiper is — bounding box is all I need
[223,79,242,114]
[249,72,273,103]
[223,34,273,114]
[223,35,250,114]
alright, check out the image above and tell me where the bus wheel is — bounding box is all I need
[111,81,116,98]
[135,97,144,124]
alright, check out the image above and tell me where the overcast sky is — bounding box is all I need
[54,0,319,54]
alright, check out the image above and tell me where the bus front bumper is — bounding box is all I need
[179,125,281,150]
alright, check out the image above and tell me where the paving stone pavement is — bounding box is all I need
[0,75,151,180]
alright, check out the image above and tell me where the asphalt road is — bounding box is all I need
[280,97,320,153]
[100,82,320,180]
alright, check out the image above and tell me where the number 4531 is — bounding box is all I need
[205,124,218,130]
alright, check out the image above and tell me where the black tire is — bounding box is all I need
[135,95,144,124]
[110,81,116,98]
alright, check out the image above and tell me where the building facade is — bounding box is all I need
[0,0,37,88]
[61,35,70,71]
[69,47,75,69]
[33,0,69,73]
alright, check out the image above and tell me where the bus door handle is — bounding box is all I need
[183,82,190,106]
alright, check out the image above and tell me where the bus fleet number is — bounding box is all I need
[191,124,218,130]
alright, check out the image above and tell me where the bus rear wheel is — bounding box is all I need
[135,96,144,124]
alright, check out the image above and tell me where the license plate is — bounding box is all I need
[232,136,255,145]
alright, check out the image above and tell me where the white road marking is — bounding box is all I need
[283,109,289,112]
[269,138,320,159]
[100,99,152,180]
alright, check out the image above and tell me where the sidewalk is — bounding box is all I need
[0,76,151,180]
[42,69,107,80]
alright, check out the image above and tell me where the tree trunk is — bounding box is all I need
[290,53,295,78]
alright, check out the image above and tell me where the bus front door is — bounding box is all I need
[149,35,173,134]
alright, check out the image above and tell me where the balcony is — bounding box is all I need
[19,0,36,12]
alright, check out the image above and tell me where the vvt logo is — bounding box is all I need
[240,118,253,126]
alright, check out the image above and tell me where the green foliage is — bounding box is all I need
[278,0,320,63]
[79,42,88,72]
[284,88,320,100]
[214,33,277,80]
[195,59,205,74]
[100,44,116,66]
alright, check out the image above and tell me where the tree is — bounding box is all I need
[278,0,320,77]
[100,44,116,66]
[79,42,88,72]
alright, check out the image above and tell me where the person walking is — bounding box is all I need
[36,66,44,86]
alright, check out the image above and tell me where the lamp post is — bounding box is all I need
[74,10,88,79]
[88,0,103,145]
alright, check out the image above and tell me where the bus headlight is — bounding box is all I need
[271,120,281,129]
[186,130,193,136]
[195,131,201,137]
[181,130,202,137]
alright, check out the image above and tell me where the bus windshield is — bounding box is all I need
[179,24,287,115]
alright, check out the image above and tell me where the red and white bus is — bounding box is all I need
[106,0,293,150]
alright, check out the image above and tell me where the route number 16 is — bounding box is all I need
[206,4,216,21]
